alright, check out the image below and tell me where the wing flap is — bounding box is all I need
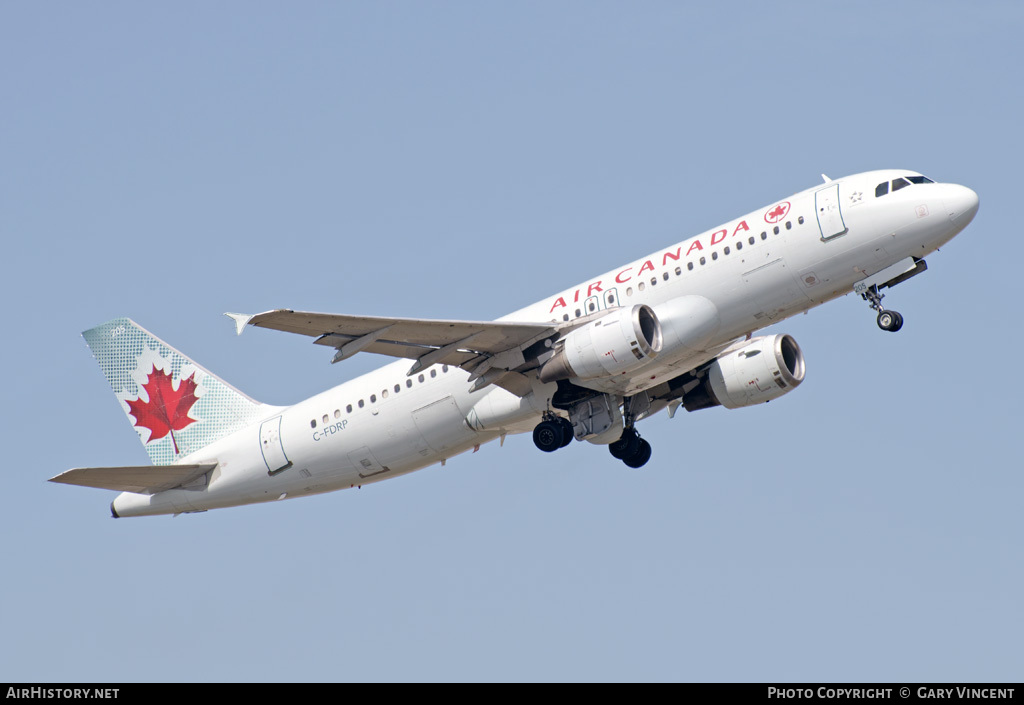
[311,335,485,367]
[49,464,217,494]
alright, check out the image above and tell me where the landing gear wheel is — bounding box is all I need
[863,285,904,333]
[623,438,652,468]
[609,427,640,460]
[877,310,904,332]
[532,420,564,452]
[557,417,574,447]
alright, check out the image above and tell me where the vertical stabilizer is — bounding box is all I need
[83,318,266,464]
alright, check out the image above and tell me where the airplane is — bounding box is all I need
[50,169,979,518]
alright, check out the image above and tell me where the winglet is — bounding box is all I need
[224,312,253,336]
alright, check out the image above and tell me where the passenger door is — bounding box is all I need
[815,184,848,240]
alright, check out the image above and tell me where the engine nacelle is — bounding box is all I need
[684,334,805,410]
[538,305,662,383]
[654,295,721,358]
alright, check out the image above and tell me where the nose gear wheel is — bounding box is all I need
[861,284,904,333]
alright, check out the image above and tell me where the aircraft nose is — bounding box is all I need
[944,185,980,226]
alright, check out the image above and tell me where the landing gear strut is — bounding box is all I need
[861,284,903,332]
[532,412,573,452]
[608,396,652,468]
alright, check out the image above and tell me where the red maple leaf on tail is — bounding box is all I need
[126,365,199,455]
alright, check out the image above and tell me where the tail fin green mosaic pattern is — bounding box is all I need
[83,318,266,465]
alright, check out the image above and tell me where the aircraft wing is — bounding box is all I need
[49,464,217,494]
[228,309,563,394]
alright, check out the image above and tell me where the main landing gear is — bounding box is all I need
[530,398,652,469]
[609,395,652,468]
[861,284,903,333]
[532,393,651,471]
[532,412,574,453]
[608,427,652,468]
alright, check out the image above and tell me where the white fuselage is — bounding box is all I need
[112,170,979,517]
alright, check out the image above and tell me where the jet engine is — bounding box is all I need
[538,304,662,383]
[682,334,805,411]
[653,295,721,358]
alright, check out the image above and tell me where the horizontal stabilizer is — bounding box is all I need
[49,463,217,494]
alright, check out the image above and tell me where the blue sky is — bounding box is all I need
[2,2,1020,682]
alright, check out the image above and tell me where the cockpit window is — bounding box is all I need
[877,175,934,198]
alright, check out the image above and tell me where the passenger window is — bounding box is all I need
[724,246,730,255]
[430,370,437,378]
[892,177,911,192]
[346,404,353,413]
[334,409,341,419]
[650,277,657,286]
[370,395,376,403]
[674,266,681,275]
[405,380,412,389]
[773,226,780,235]
[687,262,694,271]
[798,216,804,224]
[736,241,742,250]
[395,384,400,393]
[699,256,706,265]
[322,414,328,424]
[875,182,889,197]
[563,314,569,321]
[711,252,718,261]
[442,365,449,373]
[626,286,633,296]
[761,232,768,240]
[575,309,581,317]
[638,282,645,291]
[785,221,792,230]
[418,374,425,383]
[381,390,388,399]
[749,236,755,245]
[663,272,669,281]
[310,419,316,429]
[358,399,364,408]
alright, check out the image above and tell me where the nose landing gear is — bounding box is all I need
[862,284,903,332]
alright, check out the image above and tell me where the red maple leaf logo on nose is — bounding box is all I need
[126,365,199,455]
